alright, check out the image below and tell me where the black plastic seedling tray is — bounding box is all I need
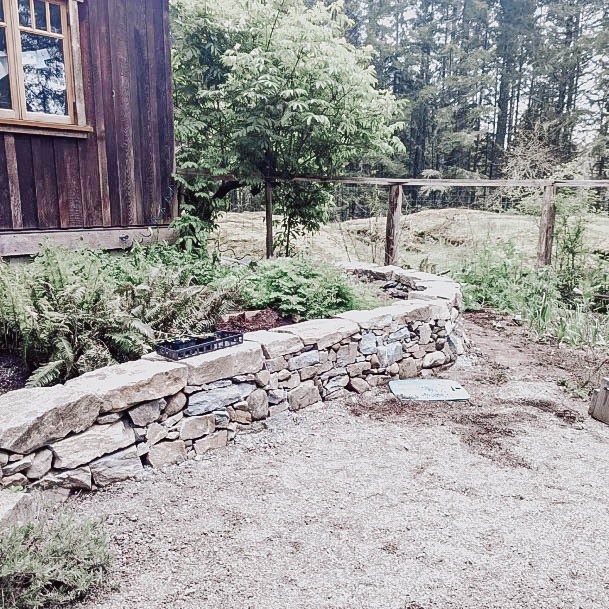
[155,331,243,360]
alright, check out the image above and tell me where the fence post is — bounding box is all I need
[264,179,274,259]
[385,184,403,266]
[537,183,556,268]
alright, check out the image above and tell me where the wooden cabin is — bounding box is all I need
[0,0,176,257]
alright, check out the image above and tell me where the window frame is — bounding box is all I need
[0,0,82,128]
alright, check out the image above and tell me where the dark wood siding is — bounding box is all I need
[0,0,175,236]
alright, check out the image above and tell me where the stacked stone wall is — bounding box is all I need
[0,265,465,492]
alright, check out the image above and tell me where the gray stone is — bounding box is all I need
[163,411,184,428]
[146,422,168,445]
[447,333,465,356]
[366,374,391,387]
[232,410,252,424]
[186,385,243,416]
[359,332,377,355]
[177,342,264,385]
[164,392,187,417]
[320,367,347,380]
[268,389,287,405]
[96,413,122,425]
[377,343,403,367]
[66,359,187,413]
[277,369,291,382]
[255,369,271,387]
[0,490,36,529]
[324,375,349,393]
[2,473,27,488]
[422,351,446,369]
[288,350,320,371]
[348,378,370,394]
[128,398,165,427]
[147,440,187,467]
[194,430,228,454]
[418,323,433,345]
[336,343,358,366]
[299,365,320,381]
[244,330,304,358]
[277,318,359,350]
[26,449,53,480]
[0,452,8,467]
[0,386,104,454]
[37,467,92,491]
[288,381,321,411]
[179,415,215,440]
[347,362,369,377]
[235,383,257,400]
[388,327,410,342]
[399,358,418,379]
[90,446,143,487]
[208,380,233,389]
[265,356,287,373]
[247,390,269,421]
[336,309,393,331]
[3,455,34,476]
[50,421,135,470]
[213,410,230,429]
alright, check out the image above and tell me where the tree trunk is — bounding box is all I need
[265,180,274,259]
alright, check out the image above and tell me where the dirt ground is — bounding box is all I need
[72,312,609,609]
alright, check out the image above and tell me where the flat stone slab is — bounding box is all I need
[0,490,35,529]
[276,318,359,349]
[0,386,104,454]
[90,446,144,487]
[244,330,304,358]
[66,359,188,413]
[50,421,135,470]
[336,309,393,330]
[389,379,470,401]
[173,342,265,386]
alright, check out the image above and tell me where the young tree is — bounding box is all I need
[172,0,404,256]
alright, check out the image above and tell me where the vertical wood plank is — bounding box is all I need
[0,135,13,229]
[4,135,23,229]
[76,0,104,226]
[265,180,273,259]
[127,0,145,225]
[14,136,37,229]
[55,139,83,228]
[537,184,556,268]
[98,0,121,225]
[109,0,137,225]
[142,0,161,224]
[154,0,175,223]
[385,184,403,266]
[32,138,60,229]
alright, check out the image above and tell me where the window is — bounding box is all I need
[0,0,83,127]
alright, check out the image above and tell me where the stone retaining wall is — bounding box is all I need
[0,265,464,493]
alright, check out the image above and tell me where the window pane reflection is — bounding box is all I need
[0,28,11,109]
[21,32,67,115]
[18,0,30,27]
[34,0,47,30]
[49,3,61,33]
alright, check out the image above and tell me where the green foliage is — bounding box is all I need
[456,243,609,349]
[0,513,111,608]
[172,0,404,234]
[0,244,236,386]
[240,257,377,320]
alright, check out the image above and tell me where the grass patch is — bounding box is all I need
[0,513,111,608]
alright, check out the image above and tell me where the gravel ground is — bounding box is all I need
[72,313,609,609]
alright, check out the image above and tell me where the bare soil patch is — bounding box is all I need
[0,353,27,395]
[70,312,609,609]
[218,308,292,332]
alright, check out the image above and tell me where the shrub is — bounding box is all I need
[240,258,377,320]
[0,245,236,387]
[0,514,111,608]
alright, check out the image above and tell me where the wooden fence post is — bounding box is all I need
[385,184,403,266]
[537,183,556,268]
[265,179,274,259]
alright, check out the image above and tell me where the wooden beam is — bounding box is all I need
[4,135,22,230]
[0,226,176,257]
[68,0,87,126]
[537,184,556,268]
[385,184,402,266]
